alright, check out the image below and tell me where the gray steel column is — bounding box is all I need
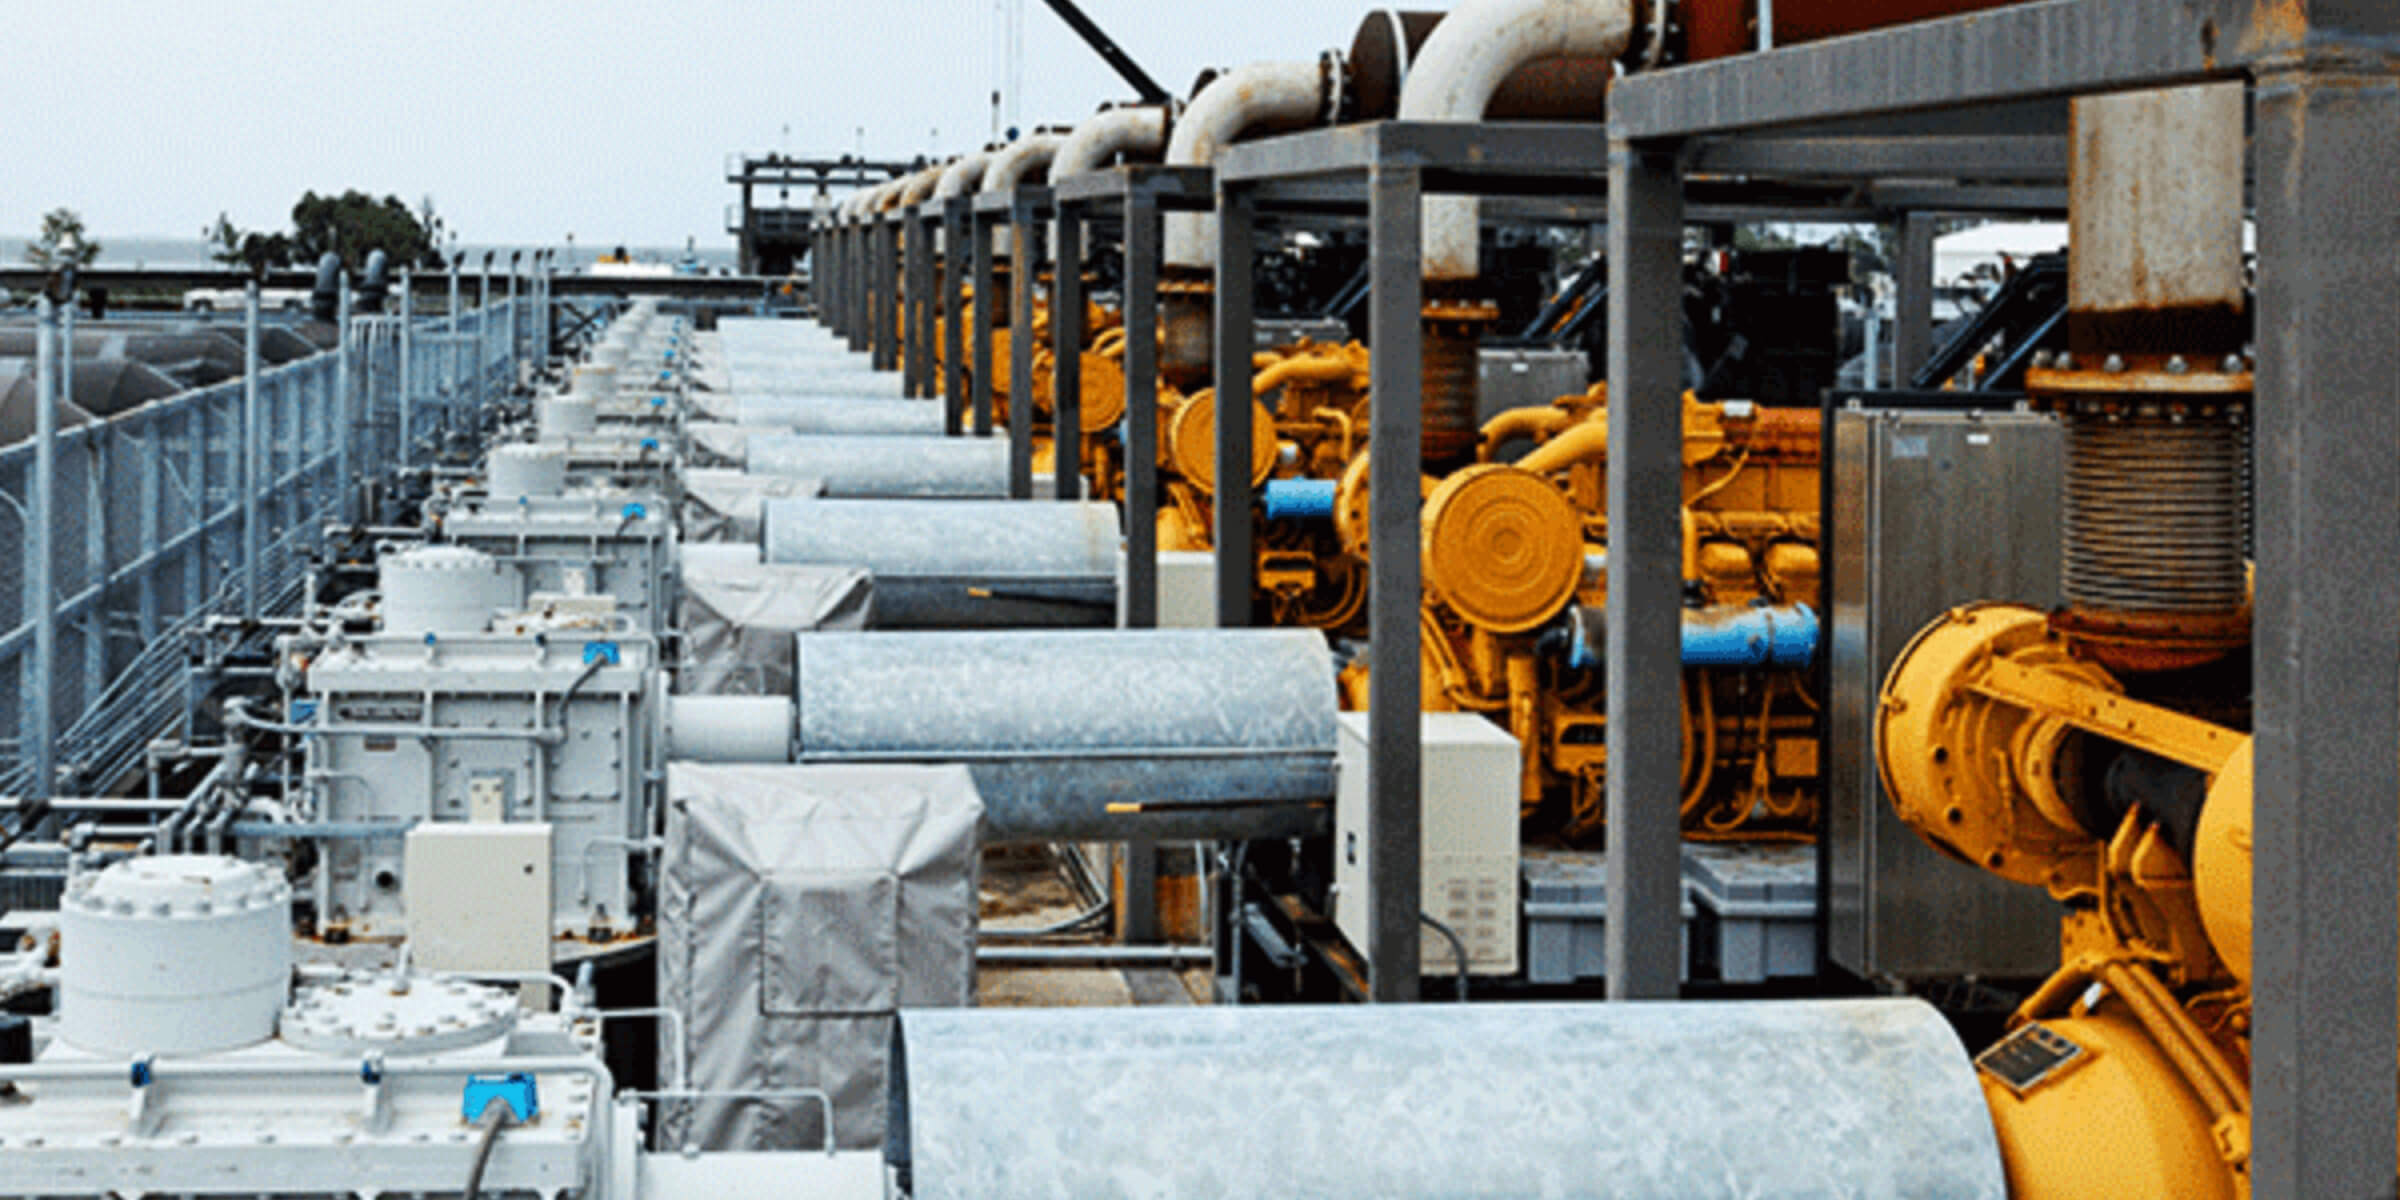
[943,199,971,435]
[2250,65,2400,1200]
[1365,164,1423,1002]
[240,282,263,623]
[1122,188,1162,629]
[477,261,492,409]
[1894,212,1937,386]
[398,269,414,463]
[336,276,354,525]
[1009,201,1039,498]
[971,211,997,437]
[1604,137,1687,1001]
[849,222,871,353]
[27,298,57,801]
[876,217,901,372]
[906,210,932,397]
[1052,204,1085,502]
[506,259,519,365]
[1212,185,1257,628]
[447,260,462,420]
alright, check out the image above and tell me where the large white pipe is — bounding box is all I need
[1162,57,1341,271]
[982,133,1068,195]
[1052,105,1173,181]
[1398,0,1634,280]
[934,151,997,201]
[900,162,951,209]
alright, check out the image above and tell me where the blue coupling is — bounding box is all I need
[1261,478,1338,522]
[1560,602,1819,670]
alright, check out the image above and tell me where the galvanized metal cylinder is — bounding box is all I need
[794,629,1335,840]
[746,434,1010,498]
[59,855,292,1056]
[890,999,2005,1199]
[667,695,795,763]
[734,395,944,436]
[763,499,1119,628]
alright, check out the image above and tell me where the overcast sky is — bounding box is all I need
[9,0,1376,253]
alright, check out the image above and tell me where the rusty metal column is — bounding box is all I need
[1605,136,1686,1001]
[1365,163,1423,1002]
[972,209,997,437]
[1053,203,1085,501]
[1122,186,1162,629]
[1009,196,1040,498]
[1212,185,1257,628]
[944,198,971,435]
[2251,65,2400,1199]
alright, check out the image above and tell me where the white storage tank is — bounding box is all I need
[486,442,568,499]
[378,544,523,636]
[58,855,291,1056]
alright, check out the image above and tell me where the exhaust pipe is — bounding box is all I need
[1161,56,1344,271]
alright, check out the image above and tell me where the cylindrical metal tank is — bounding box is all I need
[746,434,1010,498]
[485,443,567,499]
[667,695,795,763]
[59,855,292,1056]
[1682,0,2034,62]
[763,499,1120,628]
[538,392,599,441]
[734,395,945,436]
[378,544,524,636]
[571,362,619,398]
[794,629,1336,840]
[889,999,2005,1199]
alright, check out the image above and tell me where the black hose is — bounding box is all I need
[1419,912,1471,1003]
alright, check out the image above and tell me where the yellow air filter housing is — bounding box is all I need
[1421,464,1583,634]
[1167,388,1276,495]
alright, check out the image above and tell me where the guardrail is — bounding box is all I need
[1,284,526,798]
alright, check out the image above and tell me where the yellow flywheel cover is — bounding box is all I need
[1077,351,1127,433]
[1166,388,1277,494]
[1420,464,1583,633]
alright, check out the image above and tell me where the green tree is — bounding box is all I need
[290,190,444,272]
[23,207,101,269]
[204,212,293,277]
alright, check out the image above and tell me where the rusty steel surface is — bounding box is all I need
[1682,0,2036,61]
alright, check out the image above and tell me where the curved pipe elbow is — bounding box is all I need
[1054,105,1173,181]
[1478,405,1580,458]
[983,133,1068,195]
[899,163,950,208]
[1163,56,1344,270]
[1511,416,1609,476]
[1397,0,1636,280]
[933,151,996,201]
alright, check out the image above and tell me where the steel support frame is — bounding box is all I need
[1603,3,2400,1189]
[874,215,901,373]
[1212,186,1258,627]
[1005,189,1051,500]
[941,199,972,436]
[1603,139,1686,1000]
[1051,204,1084,502]
[970,206,998,438]
[2249,63,2400,1198]
[906,208,936,398]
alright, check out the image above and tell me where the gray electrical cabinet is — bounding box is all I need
[1827,408,2066,981]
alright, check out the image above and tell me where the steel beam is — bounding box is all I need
[240,283,262,622]
[1213,185,1257,627]
[1122,186,1162,629]
[2249,64,2400,1200]
[878,215,903,372]
[1364,163,1424,1002]
[1895,212,1938,385]
[971,210,997,438]
[1009,196,1040,499]
[1052,205,1084,502]
[1609,0,2277,139]
[943,199,971,435]
[907,210,934,398]
[26,298,57,801]
[1603,138,1686,1001]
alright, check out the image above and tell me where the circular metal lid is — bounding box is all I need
[280,972,518,1056]
[66,855,288,919]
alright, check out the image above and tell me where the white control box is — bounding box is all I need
[1333,712,1520,976]
[404,823,554,973]
[1128,550,1218,629]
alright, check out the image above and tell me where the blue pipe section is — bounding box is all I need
[1565,603,1819,670]
[1262,478,1338,522]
